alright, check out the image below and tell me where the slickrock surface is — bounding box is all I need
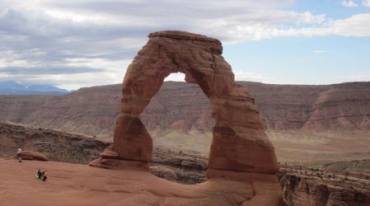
[0,159,282,206]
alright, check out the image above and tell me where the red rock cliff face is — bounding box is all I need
[0,85,121,138]
[0,81,369,138]
[141,82,214,132]
[303,82,370,130]
[141,81,370,132]
[242,82,327,130]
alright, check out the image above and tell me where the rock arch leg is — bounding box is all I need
[207,84,278,177]
[90,37,177,168]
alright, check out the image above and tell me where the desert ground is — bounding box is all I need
[151,129,370,166]
[0,158,282,206]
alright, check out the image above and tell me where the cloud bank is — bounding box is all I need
[0,0,370,89]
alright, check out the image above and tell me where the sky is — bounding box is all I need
[0,0,369,90]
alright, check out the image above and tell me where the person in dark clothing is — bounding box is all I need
[41,174,47,182]
[36,169,42,179]
[36,169,48,182]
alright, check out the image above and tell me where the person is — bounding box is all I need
[36,169,48,182]
[42,172,48,182]
[16,148,22,163]
[36,169,42,179]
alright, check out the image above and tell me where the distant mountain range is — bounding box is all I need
[0,81,68,95]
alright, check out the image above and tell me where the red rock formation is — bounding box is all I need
[90,31,281,204]
[19,151,48,161]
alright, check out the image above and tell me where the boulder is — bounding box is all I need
[19,151,48,161]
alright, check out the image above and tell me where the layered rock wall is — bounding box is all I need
[1,82,370,139]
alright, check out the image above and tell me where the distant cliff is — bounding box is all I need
[0,81,369,138]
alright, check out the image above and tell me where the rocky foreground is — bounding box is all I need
[278,167,370,206]
[1,122,369,205]
[1,159,285,206]
[0,122,207,184]
[1,157,368,206]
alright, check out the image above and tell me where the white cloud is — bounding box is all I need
[363,0,370,7]
[331,13,370,36]
[312,50,328,54]
[243,13,370,39]
[342,0,359,8]
[164,73,186,82]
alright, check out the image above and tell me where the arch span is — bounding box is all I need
[90,31,278,177]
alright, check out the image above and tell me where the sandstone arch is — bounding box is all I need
[91,31,278,177]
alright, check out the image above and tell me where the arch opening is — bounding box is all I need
[142,72,214,184]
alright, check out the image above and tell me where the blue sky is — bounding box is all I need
[224,36,370,84]
[224,0,370,84]
[0,0,369,89]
